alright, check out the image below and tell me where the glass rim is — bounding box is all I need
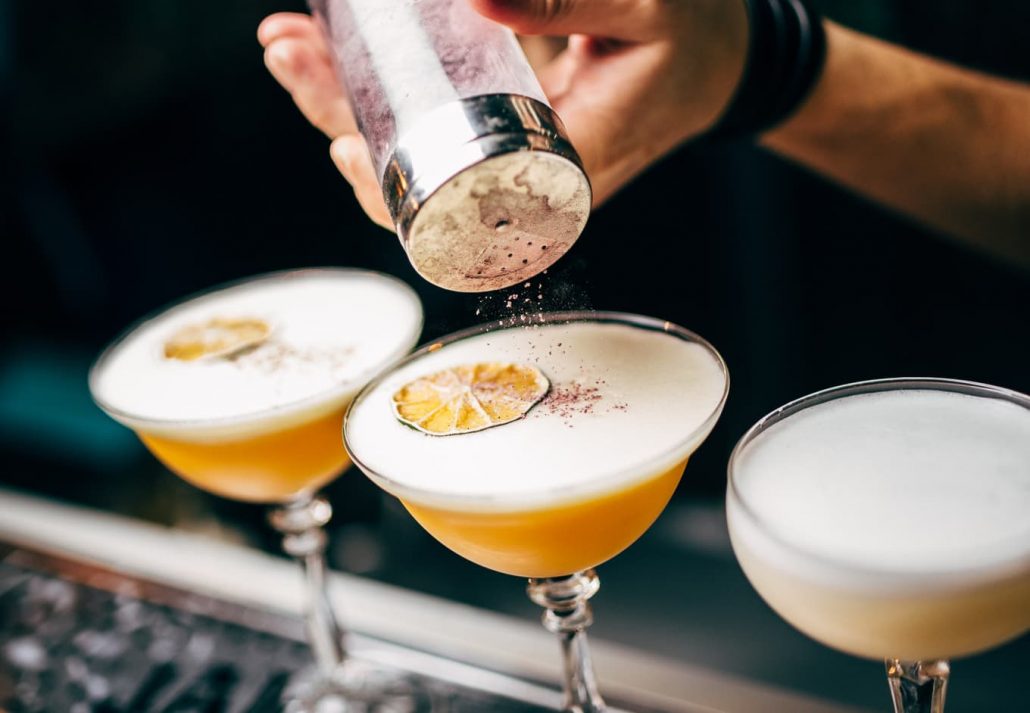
[727,377,1030,582]
[343,310,730,511]
[88,266,425,433]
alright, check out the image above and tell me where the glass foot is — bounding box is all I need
[284,660,426,713]
[270,496,427,712]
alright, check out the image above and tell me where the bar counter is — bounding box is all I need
[0,487,871,712]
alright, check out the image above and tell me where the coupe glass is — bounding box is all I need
[727,378,1030,713]
[90,268,423,711]
[344,311,729,712]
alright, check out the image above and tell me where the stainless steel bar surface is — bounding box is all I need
[0,487,871,713]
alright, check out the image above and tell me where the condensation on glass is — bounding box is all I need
[309,0,592,292]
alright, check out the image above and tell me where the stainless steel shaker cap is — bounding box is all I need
[382,95,592,293]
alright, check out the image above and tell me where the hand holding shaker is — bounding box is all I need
[308,0,591,292]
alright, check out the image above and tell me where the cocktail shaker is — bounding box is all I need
[309,0,592,292]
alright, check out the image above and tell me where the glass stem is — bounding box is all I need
[269,495,346,676]
[527,570,607,713]
[885,659,950,713]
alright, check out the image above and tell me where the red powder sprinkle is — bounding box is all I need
[538,381,629,426]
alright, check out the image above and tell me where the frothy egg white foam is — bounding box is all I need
[733,389,1030,575]
[345,320,727,508]
[92,270,422,437]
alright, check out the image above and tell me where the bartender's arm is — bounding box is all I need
[258,0,1030,268]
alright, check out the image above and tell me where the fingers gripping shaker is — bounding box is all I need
[308,0,591,292]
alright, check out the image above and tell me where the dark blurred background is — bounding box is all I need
[2,1,1028,710]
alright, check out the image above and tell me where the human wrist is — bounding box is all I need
[703,0,827,141]
[760,22,863,152]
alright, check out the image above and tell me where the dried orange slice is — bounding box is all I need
[393,362,550,435]
[164,317,270,361]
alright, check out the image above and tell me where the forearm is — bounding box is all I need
[761,22,1030,268]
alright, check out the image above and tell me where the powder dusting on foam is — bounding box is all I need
[346,321,726,504]
[94,272,421,428]
[735,390,1030,573]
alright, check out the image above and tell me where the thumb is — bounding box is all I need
[469,0,665,41]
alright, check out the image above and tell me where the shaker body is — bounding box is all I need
[312,0,546,178]
[310,0,592,292]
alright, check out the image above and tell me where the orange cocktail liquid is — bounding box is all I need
[402,458,688,578]
[139,408,349,504]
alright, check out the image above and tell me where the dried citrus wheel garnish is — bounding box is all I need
[164,317,271,361]
[392,362,550,435]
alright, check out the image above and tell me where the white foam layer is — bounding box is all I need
[733,389,1030,576]
[345,320,727,508]
[92,270,422,435]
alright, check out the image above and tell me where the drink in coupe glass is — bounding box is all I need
[90,268,423,709]
[727,379,1030,713]
[344,312,729,712]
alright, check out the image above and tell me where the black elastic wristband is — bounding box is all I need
[705,0,826,140]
